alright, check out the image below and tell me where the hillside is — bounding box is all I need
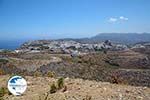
[0,49,150,87]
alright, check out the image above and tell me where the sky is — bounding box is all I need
[0,0,150,40]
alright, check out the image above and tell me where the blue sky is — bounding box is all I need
[0,0,150,40]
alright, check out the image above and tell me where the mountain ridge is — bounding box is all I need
[87,33,150,44]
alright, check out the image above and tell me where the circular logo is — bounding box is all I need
[7,76,27,96]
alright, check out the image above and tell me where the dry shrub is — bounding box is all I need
[50,83,57,94]
[83,95,92,100]
[47,71,55,78]
[0,69,4,75]
[34,71,42,77]
[111,72,128,85]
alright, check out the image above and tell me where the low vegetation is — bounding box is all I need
[0,50,150,87]
[41,77,66,100]
[50,83,57,94]
[47,71,55,78]
[0,87,11,100]
[34,71,42,77]
[83,95,92,100]
[0,69,4,75]
[57,77,64,89]
[49,77,65,94]
[0,59,8,65]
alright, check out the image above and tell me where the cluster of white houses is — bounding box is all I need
[15,40,128,54]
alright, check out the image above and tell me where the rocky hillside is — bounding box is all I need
[0,49,150,87]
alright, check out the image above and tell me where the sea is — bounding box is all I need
[0,40,27,50]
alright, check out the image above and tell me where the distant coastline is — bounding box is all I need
[1,33,150,50]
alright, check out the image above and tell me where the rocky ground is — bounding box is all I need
[0,75,150,100]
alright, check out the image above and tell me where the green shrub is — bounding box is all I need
[0,59,9,64]
[49,78,66,94]
[47,71,55,78]
[50,83,57,94]
[57,77,64,89]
